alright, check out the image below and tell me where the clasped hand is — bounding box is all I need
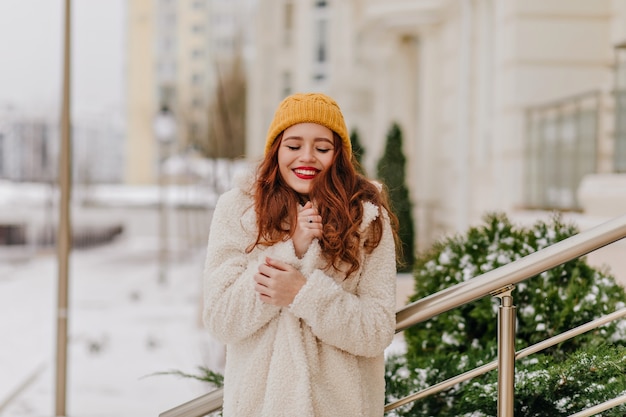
[293,201,322,258]
[253,201,321,306]
[254,257,306,307]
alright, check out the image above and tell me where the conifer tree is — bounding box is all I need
[376,122,415,272]
[350,128,366,176]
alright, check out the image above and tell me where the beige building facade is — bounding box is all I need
[126,0,158,185]
[247,0,626,250]
[125,0,256,184]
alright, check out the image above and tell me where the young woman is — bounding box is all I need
[203,92,399,416]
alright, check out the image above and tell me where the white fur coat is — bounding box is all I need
[202,179,397,417]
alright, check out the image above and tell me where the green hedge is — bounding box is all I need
[385,213,626,416]
[376,122,415,272]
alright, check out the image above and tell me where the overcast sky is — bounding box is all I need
[0,0,125,117]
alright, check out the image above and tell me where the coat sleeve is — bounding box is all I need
[288,210,397,358]
[202,189,280,344]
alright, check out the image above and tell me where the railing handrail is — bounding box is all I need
[567,394,626,417]
[396,213,626,332]
[385,307,626,411]
[159,387,223,417]
[159,212,626,417]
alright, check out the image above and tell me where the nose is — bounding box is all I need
[300,145,316,162]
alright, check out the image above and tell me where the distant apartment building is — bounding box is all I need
[125,0,257,184]
[73,113,125,185]
[247,0,626,249]
[0,115,53,182]
[247,0,340,158]
[0,107,123,184]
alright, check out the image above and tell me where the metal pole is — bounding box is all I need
[385,307,626,412]
[154,105,175,285]
[55,0,72,415]
[158,142,168,285]
[494,285,516,417]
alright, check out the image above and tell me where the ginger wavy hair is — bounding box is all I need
[248,132,400,278]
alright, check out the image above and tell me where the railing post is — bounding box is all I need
[492,285,516,417]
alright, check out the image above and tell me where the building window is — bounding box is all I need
[282,71,292,97]
[525,92,600,210]
[615,43,626,172]
[315,19,327,63]
[160,36,173,51]
[0,133,4,175]
[161,11,176,26]
[315,0,327,7]
[157,61,177,81]
[312,17,328,81]
[284,1,293,47]
[192,73,203,84]
[189,122,199,138]
[41,131,48,168]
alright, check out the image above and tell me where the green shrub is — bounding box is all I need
[385,212,626,416]
[376,122,415,272]
[350,128,367,176]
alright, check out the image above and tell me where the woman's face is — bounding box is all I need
[277,122,336,197]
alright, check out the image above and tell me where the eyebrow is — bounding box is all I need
[283,136,334,145]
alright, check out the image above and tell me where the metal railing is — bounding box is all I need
[385,307,626,411]
[160,387,223,417]
[160,213,626,417]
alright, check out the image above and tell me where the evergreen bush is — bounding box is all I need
[376,122,415,272]
[385,212,626,416]
[350,128,367,176]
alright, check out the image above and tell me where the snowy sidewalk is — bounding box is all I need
[0,237,218,417]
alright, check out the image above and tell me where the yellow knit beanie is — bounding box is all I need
[265,92,351,158]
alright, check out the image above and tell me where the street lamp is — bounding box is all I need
[154,105,176,285]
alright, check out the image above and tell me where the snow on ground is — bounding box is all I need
[0,234,219,417]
